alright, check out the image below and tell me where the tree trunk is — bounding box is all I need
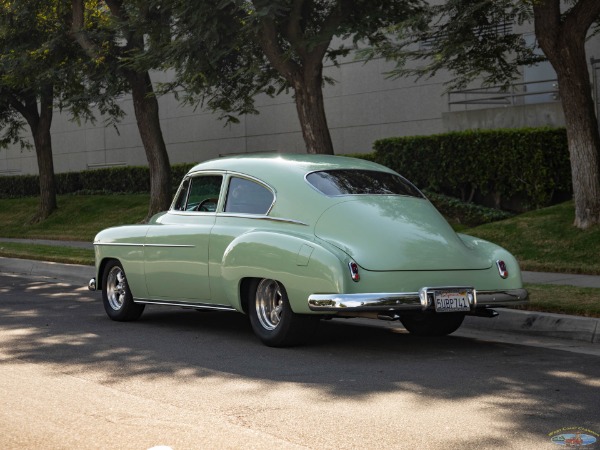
[556,58,600,229]
[256,15,335,155]
[127,71,172,221]
[31,122,58,222]
[534,0,600,229]
[20,88,58,222]
[291,65,334,155]
[72,0,172,222]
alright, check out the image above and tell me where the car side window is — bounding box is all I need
[177,175,223,212]
[224,177,274,215]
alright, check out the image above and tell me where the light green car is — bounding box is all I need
[88,153,528,347]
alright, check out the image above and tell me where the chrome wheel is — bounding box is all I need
[101,260,144,321]
[248,278,319,347]
[255,279,284,330]
[106,266,127,311]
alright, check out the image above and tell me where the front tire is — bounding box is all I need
[101,260,145,321]
[248,278,318,347]
[400,312,465,336]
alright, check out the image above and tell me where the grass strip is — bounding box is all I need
[516,283,600,318]
[0,242,94,266]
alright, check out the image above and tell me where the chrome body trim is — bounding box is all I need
[308,292,424,311]
[144,244,195,248]
[94,242,144,247]
[217,214,309,226]
[308,288,528,312]
[133,298,236,311]
[475,289,529,307]
[88,278,96,291]
[93,242,195,248]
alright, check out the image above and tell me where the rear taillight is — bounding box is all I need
[348,261,360,282]
[496,260,508,279]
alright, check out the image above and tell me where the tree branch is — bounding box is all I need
[533,0,561,59]
[7,92,38,128]
[70,0,101,60]
[304,0,349,70]
[564,0,600,39]
[285,0,306,59]
[257,17,299,84]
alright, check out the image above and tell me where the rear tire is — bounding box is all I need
[400,312,465,336]
[248,278,318,347]
[101,260,145,321]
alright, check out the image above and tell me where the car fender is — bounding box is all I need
[217,230,349,314]
[458,233,524,286]
[93,225,150,298]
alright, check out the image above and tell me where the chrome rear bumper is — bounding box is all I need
[308,288,528,312]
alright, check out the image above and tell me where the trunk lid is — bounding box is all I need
[314,197,491,271]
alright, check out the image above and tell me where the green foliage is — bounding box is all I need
[0,0,122,139]
[0,163,196,198]
[373,128,571,210]
[425,191,513,227]
[144,0,427,126]
[363,0,539,91]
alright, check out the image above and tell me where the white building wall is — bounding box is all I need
[1,29,599,176]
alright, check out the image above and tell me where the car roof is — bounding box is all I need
[186,153,400,226]
[188,153,394,179]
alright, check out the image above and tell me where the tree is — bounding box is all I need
[71,0,172,221]
[533,0,600,229]
[0,0,85,221]
[153,0,425,155]
[367,0,600,229]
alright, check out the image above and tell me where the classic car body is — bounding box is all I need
[89,153,528,346]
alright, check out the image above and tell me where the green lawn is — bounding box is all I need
[1,195,600,317]
[0,241,94,265]
[465,201,600,275]
[523,283,600,318]
[0,194,149,241]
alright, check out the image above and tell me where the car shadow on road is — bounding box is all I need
[1,277,599,445]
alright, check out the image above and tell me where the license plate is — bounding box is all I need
[434,289,472,313]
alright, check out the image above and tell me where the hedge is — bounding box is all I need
[2,128,572,211]
[0,162,196,198]
[373,127,572,211]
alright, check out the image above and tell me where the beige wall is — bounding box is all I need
[1,29,599,176]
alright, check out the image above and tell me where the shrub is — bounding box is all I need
[373,128,572,211]
[0,162,199,198]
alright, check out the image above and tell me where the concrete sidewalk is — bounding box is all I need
[1,255,599,345]
[522,271,600,288]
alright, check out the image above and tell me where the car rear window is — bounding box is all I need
[306,169,424,198]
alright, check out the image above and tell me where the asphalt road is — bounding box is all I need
[1,273,599,450]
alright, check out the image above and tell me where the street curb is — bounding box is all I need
[0,256,93,287]
[463,310,600,344]
[1,256,598,345]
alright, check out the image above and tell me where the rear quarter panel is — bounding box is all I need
[210,221,349,313]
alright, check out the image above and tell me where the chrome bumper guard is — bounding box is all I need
[308,288,528,312]
[88,278,97,291]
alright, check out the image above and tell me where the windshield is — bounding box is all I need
[306,169,424,198]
